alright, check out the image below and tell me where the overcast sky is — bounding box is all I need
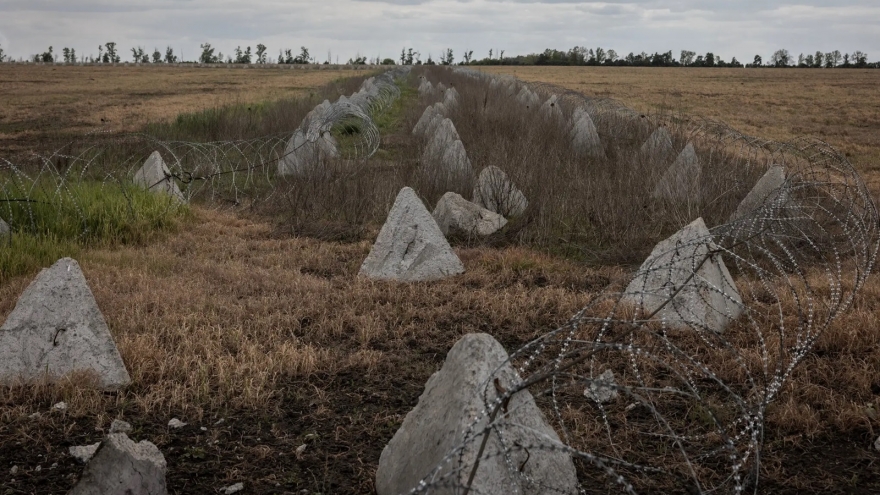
[1,0,878,63]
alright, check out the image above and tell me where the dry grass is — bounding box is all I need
[1,65,879,493]
[0,207,619,493]
[0,64,363,152]
[479,66,880,190]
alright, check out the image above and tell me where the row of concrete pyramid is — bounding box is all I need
[360,158,787,335]
[277,69,409,176]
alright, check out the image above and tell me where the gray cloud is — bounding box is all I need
[0,0,877,64]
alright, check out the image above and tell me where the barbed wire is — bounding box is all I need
[406,67,879,494]
[0,67,411,232]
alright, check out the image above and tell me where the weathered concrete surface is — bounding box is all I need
[440,139,474,180]
[730,165,787,221]
[652,143,701,201]
[376,333,578,495]
[422,118,460,163]
[443,87,460,109]
[472,166,528,217]
[0,258,131,389]
[0,217,9,237]
[432,192,507,237]
[541,95,563,122]
[623,217,742,333]
[69,433,167,495]
[584,369,618,403]
[69,443,101,464]
[640,127,674,159]
[516,87,540,108]
[359,187,464,281]
[277,129,339,176]
[133,151,185,203]
[571,107,604,158]
[413,103,446,136]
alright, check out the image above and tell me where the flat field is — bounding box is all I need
[1,65,880,494]
[0,64,362,153]
[482,66,880,178]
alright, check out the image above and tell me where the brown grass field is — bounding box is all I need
[0,65,362,153]
[2,65,880,494]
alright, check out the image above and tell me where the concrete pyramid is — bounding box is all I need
[0,217,9,237]
[640,127,674,158]
[133,151,185,203]
[541,95,563,121]
[652,143,701,201]
[360,188,464,281]
[473,166,528,217]
[0,258,131,389]
[433,192,507,237]
[277,129,339,176]
[571,107,604,158]
[412,103,446,136]
[516,87,539,108]
[440,139,474,180]
[443,87,459,109]
[376,333,578,495]
[623,218,742,333]
[422,118,459,162]
[730,165,787,221]
[69,433,167,495]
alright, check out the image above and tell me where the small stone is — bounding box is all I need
[52,401,68,411]
[70,443,101,463]
[51,462,58,469]
[221,482,244,494]
[69,433,167,495]
[29,412,41,419]
[9,465,18,475]
[584,370,618,403]
[295,444,307,458]
[167,418,187,429]
[35,465,41,472]
[874,436,880,452]
[200,427,207,431]
[110,419,132,433]
[214,418,225,425]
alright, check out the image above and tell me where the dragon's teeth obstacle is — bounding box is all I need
[623,217,743,333]
[133,151,185,202]
[376,333,578,495]
[433,192,507,237]
[359,187,464,282]
[0,257,131,389]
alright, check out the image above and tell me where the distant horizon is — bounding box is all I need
[1,1,878,65]
[0,44,880,68]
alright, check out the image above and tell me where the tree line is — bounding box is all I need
[0,42,875,69]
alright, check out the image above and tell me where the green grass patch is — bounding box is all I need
[0,181,188,280]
